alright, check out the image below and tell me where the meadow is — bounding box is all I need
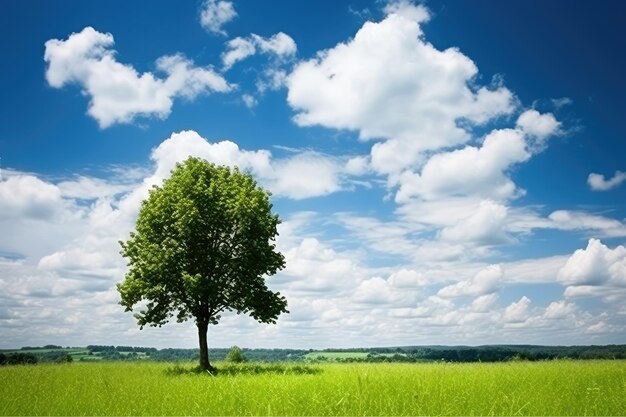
[0,360,624,416]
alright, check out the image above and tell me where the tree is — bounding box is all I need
[117,157,288,373]
[226,345,246,363]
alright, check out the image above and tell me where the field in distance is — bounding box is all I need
[1,360,624,416]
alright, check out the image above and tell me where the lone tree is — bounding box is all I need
[226,345,246,363]
[117,157,287,373]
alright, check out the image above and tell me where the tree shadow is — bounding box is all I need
[164,362,322,377]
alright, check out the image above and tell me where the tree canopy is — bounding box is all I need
[117,157,288,372]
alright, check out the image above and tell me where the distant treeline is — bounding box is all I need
[2,344,625,365]
[0,351,73,365]
[87,345,158,353]
[0,352,38,365]
[85,345,309,362]
[20,345,63,350]
[316,345,626,362]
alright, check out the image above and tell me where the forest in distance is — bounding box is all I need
[2,343,626,365]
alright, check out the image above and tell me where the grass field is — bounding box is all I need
[0,360,624,416]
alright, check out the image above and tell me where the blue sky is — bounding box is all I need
[0,0,625,349]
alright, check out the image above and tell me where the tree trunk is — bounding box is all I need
[197,320,216,374]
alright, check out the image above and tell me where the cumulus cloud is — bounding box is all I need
[383,0,431,21]
[0,175,67,221]
[387,269,426,288]
[438,200,511,245]
[353,277,395,304]
[283,2,577,278]
[44,27,232,127]
[558,239,626,286]
[352,272,419,305]
[267,152,344,199]
[516,109,561,146]
[543,300,575,319]
[471,293,498,312]
[503,296,531,323]
[588,171,626,191]
[438,265,502,298]
[287,4,515,174]
[200,0,237,35]
[149,130,360,200]
[394,128,527,202]
[278,238,365,294]
[395,119,562,203]
[344,156,370,176]
[222,32,297,71]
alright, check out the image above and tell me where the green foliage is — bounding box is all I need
[226,346,246,363]
[117,158,287,370]
[0,353,37,366]
[307,345,626,363]
[1,361,625,415]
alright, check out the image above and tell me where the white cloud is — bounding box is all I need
[516,109,561,146]
[588,171,626,191]
[57,176,136,199]
[438,200,511,245]
[150,131,272,180]
[471,293,498,312]
[222,32,297,71]
[253,33,297,57]
[548,211,626,237]
[586,321,608,334]
[278,238,364,295]
[267,152,343,199]
[200,0,237,35]
[383,0,431,22]
[287,6,515,174]
[503,296,531,323]
[221,37,256,70]
[503,255,570,284]
[242,94,257,108]
[551,97,573,109]
[337,214,421,258]
[353,277,394,304]
[256,69,289,93]
[387,269,426,288]
[438,265,502,298]
[150,130,355,200]
[38,247,122,279]
[558,239,626,286]
[0,175,67,221]
[44,27,232,128]
[344,156,370,176]
[543,300,575,319]
[395,129,530,202]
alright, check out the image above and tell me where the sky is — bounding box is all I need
[0,0,625,349]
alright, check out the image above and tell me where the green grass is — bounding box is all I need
[0,360,624,415]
